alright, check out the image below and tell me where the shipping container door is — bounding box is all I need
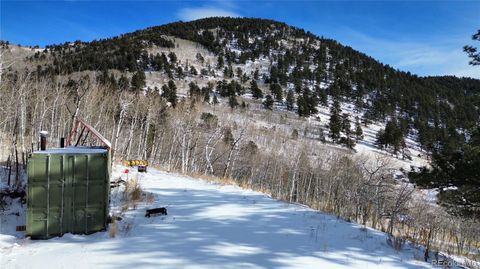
[86,154,108,232]
[27,154,48,238]
[47,155,64,236]
[62,155,75,233]
[72,155,88,233]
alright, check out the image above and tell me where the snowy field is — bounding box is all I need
[1,167,440,269]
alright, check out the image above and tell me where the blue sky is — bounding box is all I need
[1,0,479,78]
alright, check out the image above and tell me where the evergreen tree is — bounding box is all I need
[376,119,405,153]
[228,95,239,109]
[217,53,224,69]
[196,52,204,64]
[188,81,201,98]
[190,66,198,75]
[340,113,356,149]
[161,84,170,101]
[306,89,318,115]
[216,80,228,97]
[223,66,233,78]
[212,94,219,105]
[176,66,185,79]
[270,83,283,102]
[131,71,146,92]
[236,67,243,78]
[166,65,173,79]
[317,87,328,107]
[409,126,480,217]
[241,73,249,84]
[464,29,480,65]
[328,99,342,143]
[253,68,260,80]
[354,116,364,141]
[161,80,177,107]
[297,89,318,117]
[341,113,351,135]
[294,81,302,94]
[168,80,177,92]
[376,129,387,148]
[263,95,274,110]
[417,121,436,152]
[286,90,295,111]
[296,93,308,117]
[168,52,177,63]
[250,80,263,99]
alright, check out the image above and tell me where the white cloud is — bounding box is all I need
[450,65,480,79]
[340,29,479,79]
[395,47,479,79]
[178,7,241,21]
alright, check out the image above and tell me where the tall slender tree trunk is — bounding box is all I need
[112,103,127,162]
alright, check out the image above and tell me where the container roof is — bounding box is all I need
[33,147,108,154]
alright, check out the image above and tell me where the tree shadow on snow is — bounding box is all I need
[89,180,432,269]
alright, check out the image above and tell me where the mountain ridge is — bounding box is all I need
[2,17,480,156]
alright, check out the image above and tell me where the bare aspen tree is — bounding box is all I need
[0,45,18,85]
[205,127,222,175]
[222,124,246,178]
[112,92,132,161]
[386,182,414,236]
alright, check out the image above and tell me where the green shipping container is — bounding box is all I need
[27,147,111,239]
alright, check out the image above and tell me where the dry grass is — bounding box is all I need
[109,219,117,238]
[145,193,155,204]
[120,177,156,212]
[122,177,144,210]
[121,204,130,213]
[122,221,134,236]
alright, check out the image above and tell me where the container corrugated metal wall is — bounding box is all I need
[27,148,110,239]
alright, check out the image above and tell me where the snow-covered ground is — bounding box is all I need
[1,166,444,269]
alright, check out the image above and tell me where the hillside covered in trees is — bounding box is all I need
[24,18,480,156]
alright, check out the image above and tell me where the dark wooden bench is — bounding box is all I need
[145,207,167,217]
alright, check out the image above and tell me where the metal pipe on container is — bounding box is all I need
[40,131,49,151]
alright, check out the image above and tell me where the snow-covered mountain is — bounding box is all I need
[8,17,479,169]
